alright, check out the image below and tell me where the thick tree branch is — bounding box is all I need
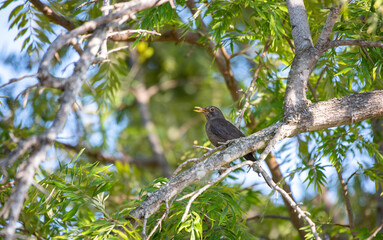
[128,90,383,234]
[0,24,110,239]
[37,0,172,89]
[286,0,313,54]
[0,1,171,238]
[283,0,319,118]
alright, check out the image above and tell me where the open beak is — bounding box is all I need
[194,106,208,113]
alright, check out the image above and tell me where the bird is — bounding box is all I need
[194,106,256,162]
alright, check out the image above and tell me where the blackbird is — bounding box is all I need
[194,106,256,162]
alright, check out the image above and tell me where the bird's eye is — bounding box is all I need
[210,107,215,112]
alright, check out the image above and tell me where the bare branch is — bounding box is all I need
[108,29,161,39]
[253,124,290,169]
[0,24,111,240]
[128,89,383,236]
[367,221,383,240]
[192,145,213,151]
[37,0,172,89]
[307,81,319,102]
[76,0,103,10]
[315,5,342,51]
[171,145,227,179]
[0,135,39,172]
[315,66,328,91]
[324,40,383,51]
[236,38,270,128]
[180,160,253,222]
[286,0,313,53]
[345,170,359,186]
[336,168,355,234]
[254,164,321,239]
[132,73,171,177]
[247,214,291,221]
[0,74,37,90]
[147,198,174,240]
[29,0,76,31]
[266,154,306,238]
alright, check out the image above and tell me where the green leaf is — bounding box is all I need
[62,204,81,221]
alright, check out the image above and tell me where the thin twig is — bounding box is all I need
[107,45,131,54]
[147,197,175,239]
[230,45,251,59]
[236,38,271,128]
[247,214,291,221]
[307,81,318,102]
[142,210,149,240]
[180,161,253,221]
[361,46,382,82]
[325,39,383,51]
[107,29,161,39]
[171,145,227,179]
[314,66,328,91]
[366,221,383,240]
[0,74,37,90]
[336,168,355,234]
[254,164,321,239]
[253,123,289,170]
[192,145,213,151]
[76,0,102,10]
[15,84,40,103]
[345,170,359,186]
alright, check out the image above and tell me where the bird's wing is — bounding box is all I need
[209,118,245,142]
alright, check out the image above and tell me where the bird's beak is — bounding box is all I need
[194,106,208,113]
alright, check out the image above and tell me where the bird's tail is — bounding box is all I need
[244,153,256,162]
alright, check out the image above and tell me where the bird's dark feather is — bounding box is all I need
[198,106,257,162]
[206,118,244,146]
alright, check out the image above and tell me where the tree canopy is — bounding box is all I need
[0,0,383,239]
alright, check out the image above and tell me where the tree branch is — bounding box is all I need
[29,0,76,31]
[266,154,306,239]
[254,164,321,239]
[0,24,111,239]
[37,0,172,89]
[0,1,172,238]
[336,167,355,237]
[285,0,313,54]
[127,90,383,237]
[180,160,253,222]
[133,83,171,177]
[367,221,383,240]
[324,40,383,51]
[236,38,270,128]
[247,214,291,221]
[58,142,162,168]
[315,5,342,51]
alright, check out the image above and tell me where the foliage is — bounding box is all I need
[0,0,383,239]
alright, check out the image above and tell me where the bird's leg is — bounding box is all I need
[218,138,238,145]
